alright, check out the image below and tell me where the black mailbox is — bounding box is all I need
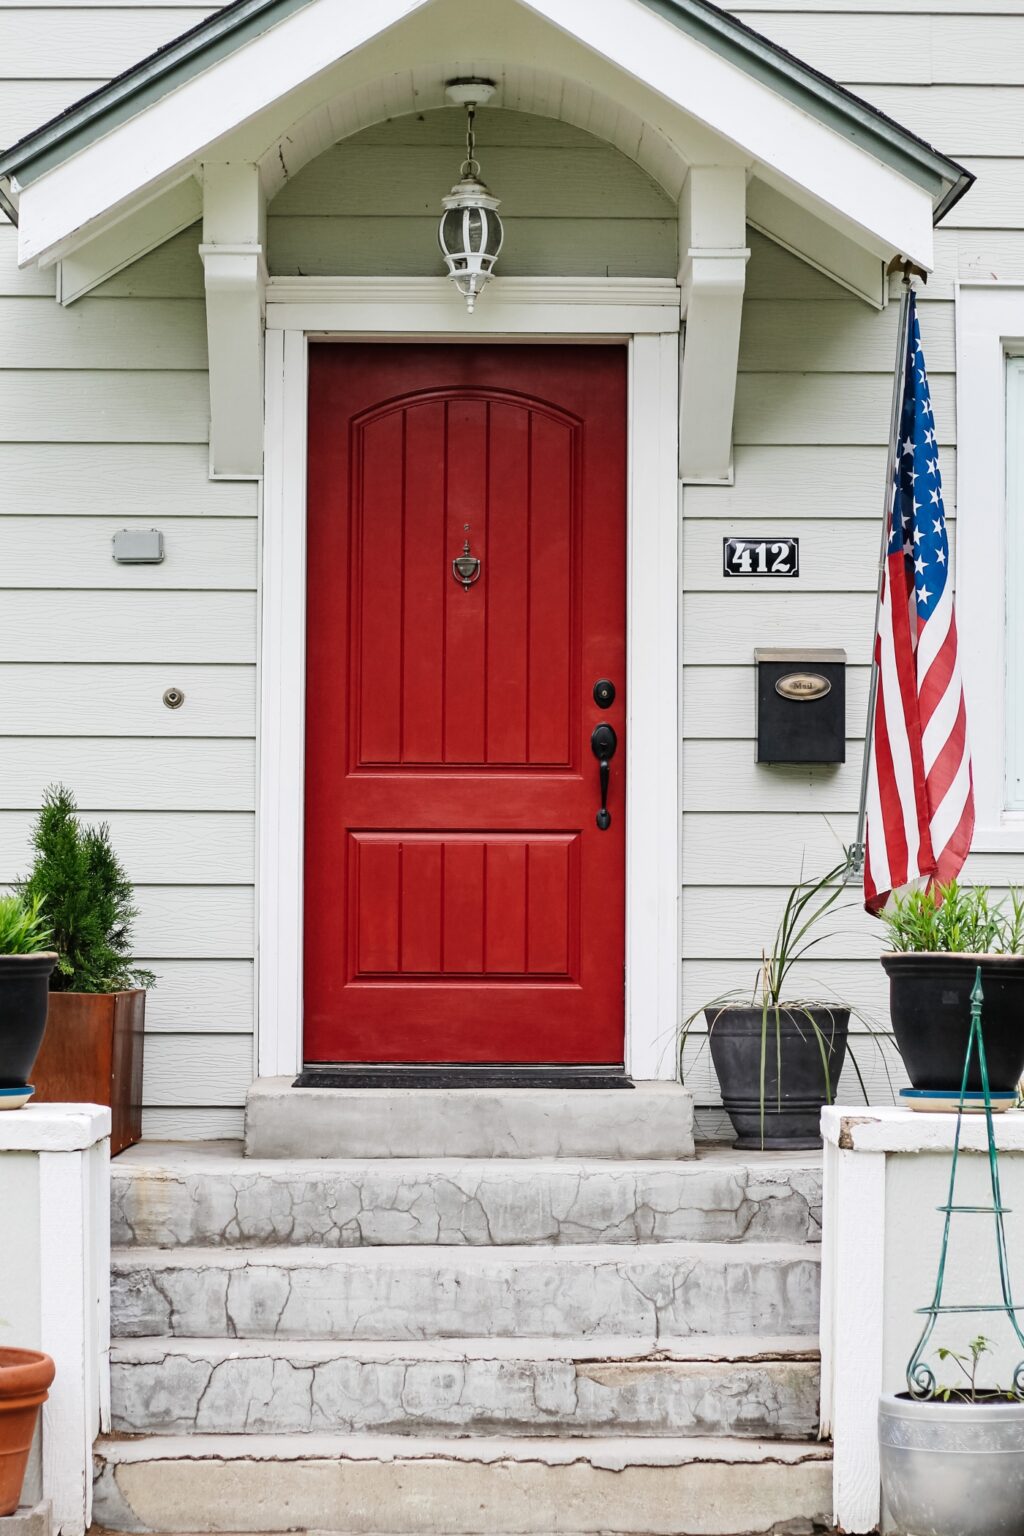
[754,648,846,764]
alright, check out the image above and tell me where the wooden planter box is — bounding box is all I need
[31,990,145,1155]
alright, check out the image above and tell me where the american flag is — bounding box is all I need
[864,291,974,911]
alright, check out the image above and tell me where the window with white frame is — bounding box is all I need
[1007,356,1024,813]
[955,285,1024,849]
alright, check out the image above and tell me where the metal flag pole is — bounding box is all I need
[848,263,921,880]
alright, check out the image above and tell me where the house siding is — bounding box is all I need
[1,2,1022,1133]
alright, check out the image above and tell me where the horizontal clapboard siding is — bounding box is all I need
[143,1033,253,1106]
[0,811,253,884]
[137,961,253,1033]
[727,14,1024,83]
[0,666,255,736]
[0,8,212,76]
[0,740,255,809]
[133,887,253,957]
[0,444,255,516]
[0,371,209,441]
[0,593,255,661]
[0,298,207,368]
[142,1108,244,1139]
[0,519,256,588]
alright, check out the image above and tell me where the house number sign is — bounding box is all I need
[722,537,799,577]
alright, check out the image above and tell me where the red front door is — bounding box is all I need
[303,343,626,1064]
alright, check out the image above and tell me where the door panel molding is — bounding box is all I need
[259,282,680,1080]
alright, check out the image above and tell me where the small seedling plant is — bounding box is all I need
[882,882,1024,955]
[934,1335,1021,1403]
[0,893,52,956]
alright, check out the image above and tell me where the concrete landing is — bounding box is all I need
[243,1078,695,1160]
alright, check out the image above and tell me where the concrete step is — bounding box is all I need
[110,1241,820,1342]
[111,1142,822,1249]
[92,1432,833,1534]
[244,1078,695,1159]
[109,1335,820,1439]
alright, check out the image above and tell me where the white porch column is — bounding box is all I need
[677,166,749,484]
[0,1104,110,1536]
[200,162,267,478]
[822,1106,1024,1535]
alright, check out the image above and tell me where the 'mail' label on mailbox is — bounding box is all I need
[723,537,799,577]
[776,673,831,701]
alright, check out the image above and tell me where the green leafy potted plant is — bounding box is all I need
[0,1340,55,1515]
[0,895,57,1110]
[880,882,1024,1093]
[22,786,154,1154]
[880,1335,1024,1536]
[683,861,854,1149]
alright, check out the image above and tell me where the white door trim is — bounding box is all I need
[258,277,681,1080]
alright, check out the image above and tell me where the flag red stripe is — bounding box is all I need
[925,692,968,809]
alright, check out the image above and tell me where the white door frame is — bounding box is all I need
[257,275,681,1081]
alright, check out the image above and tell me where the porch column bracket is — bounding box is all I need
[200,162,267,478]
[677,167,750,485]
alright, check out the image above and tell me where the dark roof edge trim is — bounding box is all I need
[639,0,973,221]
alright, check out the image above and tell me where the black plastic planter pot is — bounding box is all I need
[881,952,1024,1092]
[0,954,58,1089]
[706,1004,850,1150]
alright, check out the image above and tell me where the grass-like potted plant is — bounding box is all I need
[23,786,154,1154]
[0,1340,55,1515]
[880,1336,1024,1535]
[683,861,856,1149]
[880,882,1024,1094]
[0,895,57,1110]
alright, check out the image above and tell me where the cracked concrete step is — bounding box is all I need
[92,1432,833,1534]
[244,1078,695,1159]
[111,1142,822,1249]
[110,1241,821,1342]
[109,1334,821,1439]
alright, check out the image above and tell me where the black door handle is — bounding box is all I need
[591,723,617,830]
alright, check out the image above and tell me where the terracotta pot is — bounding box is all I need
[0,1348,55,1517]
[31,990,145,1156]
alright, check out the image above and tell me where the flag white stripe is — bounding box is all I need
[921,665,962,773]
[929,744,972,855]
[917,582,953,687]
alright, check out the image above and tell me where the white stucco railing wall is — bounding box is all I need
[821,1105,1024,1536]
[0,1104,111,1536]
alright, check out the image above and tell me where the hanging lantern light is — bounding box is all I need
[439,80,503,313]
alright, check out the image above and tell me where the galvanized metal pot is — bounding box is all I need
[879,1392,1024,1536]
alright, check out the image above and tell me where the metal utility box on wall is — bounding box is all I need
[754,648,846,764]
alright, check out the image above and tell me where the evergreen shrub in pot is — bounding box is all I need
[0,895,57,1108]
[880,883,1024,1092]
[683,862,854,1150]
[23,786,154,1154]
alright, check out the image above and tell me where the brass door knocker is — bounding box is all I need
[452,526,482,591]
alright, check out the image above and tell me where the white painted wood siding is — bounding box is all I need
[0,0,252,1129]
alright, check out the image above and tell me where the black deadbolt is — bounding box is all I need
[593,679,616,709]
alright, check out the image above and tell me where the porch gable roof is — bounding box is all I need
[0,0,970,235]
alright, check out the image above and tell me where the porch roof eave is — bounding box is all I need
[0,0,971,270]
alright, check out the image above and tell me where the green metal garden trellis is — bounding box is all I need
[906,968,1024,1400]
